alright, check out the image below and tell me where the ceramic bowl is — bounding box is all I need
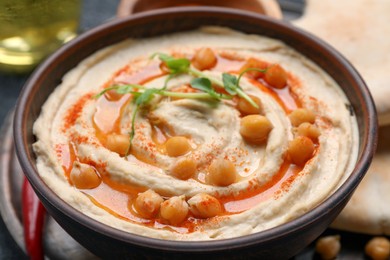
[14,7,377,259]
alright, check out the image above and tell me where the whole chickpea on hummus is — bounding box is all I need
[33,27,359,240]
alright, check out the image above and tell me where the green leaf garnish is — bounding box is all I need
[222,73,239,95]
[116,84,144,94]
[135,88,158,106]
[166,58,191,73]
[222,73,259,108]
[125,106,139,157]
[94,84,144,99]
[190,77,212,92]
[236,67,267,85]
[126,89,159,157]
[93,86,117,99]
[97,53,267,156]
[153,53,190,74]
[190,77,231,100]
[190,68,259,108]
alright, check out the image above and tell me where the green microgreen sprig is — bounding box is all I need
[95,84,220,102]
[222,67,268,108]
[93,83,145,99]
[190,77,231,100]
[153,53,261,108]
[95,83,223,156]
[152,53,191,74]
[95,53,267,156]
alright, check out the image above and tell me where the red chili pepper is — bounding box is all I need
[22,177,46,260]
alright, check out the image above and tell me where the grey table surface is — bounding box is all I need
[0,1,306,259]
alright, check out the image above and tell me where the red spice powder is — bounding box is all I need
[62,93,93,132]
[70,134,89,145]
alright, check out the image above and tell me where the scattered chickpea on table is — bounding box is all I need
[315,235,341,260]
[365,237,390,260]
[315,235,390,260]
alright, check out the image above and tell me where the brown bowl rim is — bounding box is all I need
[14,6,377,253]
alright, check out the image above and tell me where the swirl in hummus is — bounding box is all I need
[33,27,359,240]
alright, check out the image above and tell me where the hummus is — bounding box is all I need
[33,27,359,240]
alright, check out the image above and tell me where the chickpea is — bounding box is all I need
[106,133,130,156]
[170,157,197,180]
[192,47,217,70]
[296,122,320,141]
[207,158,237,186]
[105,89,123,101]
[165,136,191,157]
[188,193,222,219]
[240,115,273,144]
[365,237,390,260]
[264,64,288,89]
[159,61,170,73]
[288,136,315,166]
[160,196,189,225]
[134,189,163,219]
[289,108,316,127]
[240,58,268,79]
[315,235,341,260]
[70,161,101,189]
[237,95,263,116]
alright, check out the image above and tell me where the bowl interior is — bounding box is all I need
[14,6,377,258]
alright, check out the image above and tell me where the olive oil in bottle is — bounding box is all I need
[0,0,81,73]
